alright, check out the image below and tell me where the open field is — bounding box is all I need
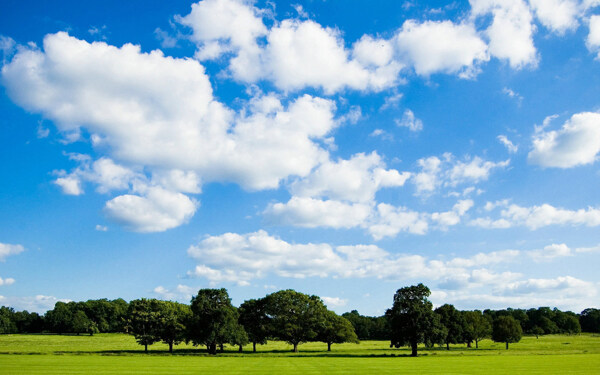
[1,333,600,374]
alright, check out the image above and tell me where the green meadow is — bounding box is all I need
[1,333,599,374]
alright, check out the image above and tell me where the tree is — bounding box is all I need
[386,283,439,357]
[435,304,467,350]
[156,301,191,353]
[239,298,270,352]
[263,289,328,352]
[580,308,600,333]
[188,288,240,355]
[126,299,162,353]
[463,310,491,349]
[492,315,522,350]
[45,302,74,334]
[0,307,17,334]
[531,326,544,339]
[72,310,93,336]
[318,310,359,351]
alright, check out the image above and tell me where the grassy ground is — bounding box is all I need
[0,333,599,374]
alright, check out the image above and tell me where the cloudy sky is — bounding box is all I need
[1,0,600,315]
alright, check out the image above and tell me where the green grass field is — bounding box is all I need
[1,333,599,374]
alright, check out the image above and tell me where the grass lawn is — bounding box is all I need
[0,333,599,374]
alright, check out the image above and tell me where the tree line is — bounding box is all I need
[1,284,599,355]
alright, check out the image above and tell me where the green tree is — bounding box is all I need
[0,307,17,334]
[531,326,544,339]
[263,289,328,353]
[72,310,93,336]
[463,310,491,348]
[435,304,467,350]
[318,310,359,351]
[580,308,600,333]
[157,301,191,353]
[239,298,270,352]
[386,283,439,357]
[188,288,240,355]
[492,315,522,350]
[45,302,73,334]
[126,299,162,353]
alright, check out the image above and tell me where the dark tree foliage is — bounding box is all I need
[239,298,270,352]
[45,302,73,334]
[188,288,242,355]
[0,307,18,334]
[463,310,491,348]
[386,283,439,357]
[318,310,359,351]
[492,315,522,350]
[342,310,389,340]
[435,304,467,350]
[580,308,600,333]
[157,301,191,353]
[263,289,328,352]
[72,310,96,336]
[126,299,163,353]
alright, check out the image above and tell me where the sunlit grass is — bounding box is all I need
[0,333,599,374]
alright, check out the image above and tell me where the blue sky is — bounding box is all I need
[1,0,600,315]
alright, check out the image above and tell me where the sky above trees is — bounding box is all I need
[1,0,600,315]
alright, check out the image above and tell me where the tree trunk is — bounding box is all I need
[475,339,479,349]
[208,342,217,355]
[77,332,80,336]
[411,341,418,357]
[293,343,299,353]
[506,342,509,350]
[446,342,450,350]
[253,342,256,352]
[219,343,224,352]
[145,343,148,353]
[467,341,472,348]
[327,342,331,351]
[169,341,173,353]
[238,344,243,352]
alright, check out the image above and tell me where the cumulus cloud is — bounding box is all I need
[264,197,372,229]
[470,0,538,69]
[528,112,600,167]
[395,19,489,77]
[0,243,24,261]
[104,187,198,233]
[471,201,600,230]
[498,135,518,153]
[0,277,15,286]
[412,154,509,195]
[395,109,423,132]
[153,284,196,301]
[322,296,348,308]
[290,152,410,203]
[529,0,580,34]
[0,295,71,314]
[588,15,600,58]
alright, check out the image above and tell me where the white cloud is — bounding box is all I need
[261,20,402,93]
[529,112,600,167]
[447,249,520,268]
[395,109,423,132]
[502,87,523,104]
[448,156,510,186]
[587,15,600,58]
[154,284,197,301]
[104,187,198,232]
[502,275,593,295]
[431,199,474,228]
[0,295,71,314]
[322,296,348,308]
[470,0,538,69]
[530,0,581,34]
[412,154,509,195]
[264,196,372,229]
[527,243,573,261]
[395,19,489,77]
[471,201,600,229]
[95,224,108,232]
[498,134,518,153]
[290,152,410,203]
[53,175,83,195]
[0,277,15,286]
[0,243,24,261]
[368,203,429,239]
